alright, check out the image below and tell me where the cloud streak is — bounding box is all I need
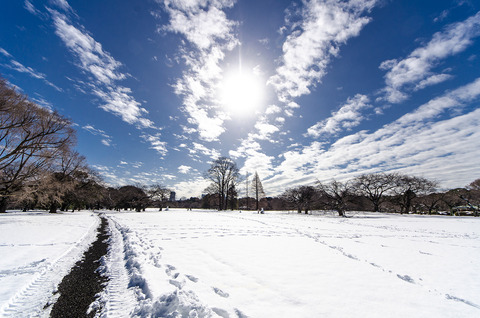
[306,94,371,138]
[379,11,480,103]
[82,124,113,146]
[51,11,155,129]
[0,47,62,91]
[268,0,377,104]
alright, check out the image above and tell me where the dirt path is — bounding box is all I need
[49,215,109,317]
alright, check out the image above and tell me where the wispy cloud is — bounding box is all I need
[50,10,155,129]
[159,0,238,141]
[50,0,73,13]
[379,11,480,103]
[306,94,371,138]
[0,47,62,91]
[188,142,220,161]
[35,3,167,156]
[82,124,113,147]
[24,0,43,16]
[268,0,377,104]
[141,133,168,157]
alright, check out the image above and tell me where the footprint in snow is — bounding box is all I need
[169,279,185,289]
[212,308,229,318]
[186,275,199,283]
[165,264,176,276]
[213,287,229,298]
[397,274,415,284]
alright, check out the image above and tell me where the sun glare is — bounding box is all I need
[219,70,264,116]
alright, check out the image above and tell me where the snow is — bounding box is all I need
[100,209,480,317]
[0,211,99,317]
[1,209,479,317]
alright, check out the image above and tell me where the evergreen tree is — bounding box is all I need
[251,171,266,211]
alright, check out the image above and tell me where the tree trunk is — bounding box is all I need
[49,203,58,213]
[0,197,8,213]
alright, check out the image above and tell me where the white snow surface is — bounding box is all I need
[1,209,480,317]
[99,209,480,318]
[0,211,99,317]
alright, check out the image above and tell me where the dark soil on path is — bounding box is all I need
[49,215,110,318]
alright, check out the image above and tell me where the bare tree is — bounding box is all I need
[282,185,317,214]
[392,175,437,213]
[117,185,149,212]
[353,173,398,212]
[317,180,353,217]
[251,171,266,211]
[28,150,87,213]
[148,184,171,210]
[461,179,480,216]
[205,157,240,210]
[0,78,75,212]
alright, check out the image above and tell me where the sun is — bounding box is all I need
[218,69,264,117]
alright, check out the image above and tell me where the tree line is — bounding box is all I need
[203,156,479,217]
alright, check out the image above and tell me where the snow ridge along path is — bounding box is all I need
[0,212,100,317]
[98,216,212,317]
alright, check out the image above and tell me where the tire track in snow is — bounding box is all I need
[108,216,214,317]
[0,214,100,318]
[93,217,137,317]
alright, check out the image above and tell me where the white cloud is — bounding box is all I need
[268,0,377,104]
[307,94,371,137]
[189,142,220,160]
[141,134,168,157]
[24,0,42,16]
[178,165,192,174]
[0,48,12,58]
[380,11,480,103]
[1,47,62,91]
[51,11,154,128]
[172,176,211,199]
[50,0,73,12]
[265,105,282,115]
[160,0,239,141]
[82,124,113,146]
[414,73,453,91]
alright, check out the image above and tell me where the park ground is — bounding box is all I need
[0,209,479,317]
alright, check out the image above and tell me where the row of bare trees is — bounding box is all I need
[202,157,478,216]
[281,173,479,217]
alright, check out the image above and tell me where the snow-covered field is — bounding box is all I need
[0,211,99,317]
[1,209,479,317]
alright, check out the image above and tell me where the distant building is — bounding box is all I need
[169,191,176,202]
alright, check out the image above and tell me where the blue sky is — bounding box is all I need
[1,0,479,199]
